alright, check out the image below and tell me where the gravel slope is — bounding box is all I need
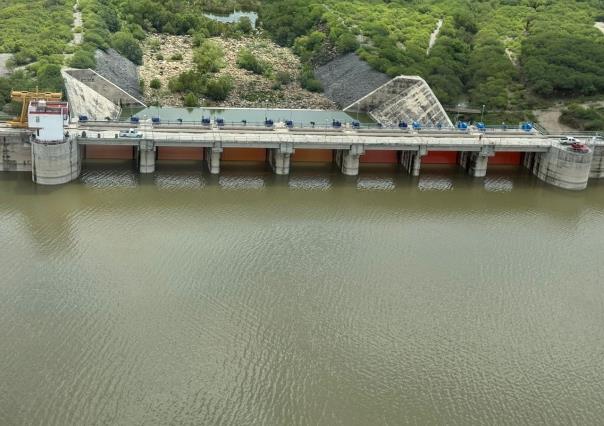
[94,48,142,100]
[315,53,391,108]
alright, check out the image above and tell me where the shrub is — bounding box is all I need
[205,76,233,101]
[192,31,209,47]
[169,70,205,94]
[70,49,96,69]
[111,31,143,65]
[275,71,291,85]
[35,63,63,91]
[193,40,224,74]
[170,53,183,61]
[149,78,161,90]
[335,33,359,54]
[148,39,161,51]
[299,66,322,92]
[156,53,164,60]
[183,92,198,107]
[236,49,266,75]
[236,17,253,34]
[301,78,322,92]
[84,31,109,50]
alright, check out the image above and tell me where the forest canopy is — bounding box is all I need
[2,0,604,118]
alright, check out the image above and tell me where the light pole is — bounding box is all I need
[481,104,486,123]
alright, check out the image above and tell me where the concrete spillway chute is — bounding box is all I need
[344,75,452,128]
[61,68,146,122]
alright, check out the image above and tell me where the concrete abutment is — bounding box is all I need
[31,138,80,185]
[532,146,592,190]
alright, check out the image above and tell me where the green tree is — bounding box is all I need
[205,76,233,101]
[183,92,198,107]
[69,49,96,69]
[111,31,143,65]
[193,40,224,74]
[236,17,253,34]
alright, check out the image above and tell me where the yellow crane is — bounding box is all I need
[7,89,63,128]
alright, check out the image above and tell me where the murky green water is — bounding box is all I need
[1,162,604,425]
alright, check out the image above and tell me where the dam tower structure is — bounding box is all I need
[28,100,80,185]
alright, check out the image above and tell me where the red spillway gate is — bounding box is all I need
[157,147,204,161]
[85,145,135,160]
[422,151,459,164]
[360,150,398,164]
[489,152,523,165]
[221,148,266,162]
[292,149,334,163]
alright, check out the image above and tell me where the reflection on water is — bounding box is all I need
[204,11,258,27]
[155,173,206,190]
[80,164,138,189]
[484,176,514,192]
[1,163,604,425]
[219,175,265,190]
[418,174,454,191]
[356,176,396,191]
[288,175,332,191]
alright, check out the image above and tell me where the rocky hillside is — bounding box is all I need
[140,34,336,109]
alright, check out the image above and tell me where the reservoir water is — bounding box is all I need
[203,11,258,28]
[1,162,604,425]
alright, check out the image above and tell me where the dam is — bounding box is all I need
[1,74,602,190]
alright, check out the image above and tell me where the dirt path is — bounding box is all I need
[73,2,83,45]
[427,19,443,55]
[533,108,572,134]
[595,22,604,35]
[63,1,82,63]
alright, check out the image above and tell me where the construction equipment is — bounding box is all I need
[7,89,62,128]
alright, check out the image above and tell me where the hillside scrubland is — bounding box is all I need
[1,0,604,129]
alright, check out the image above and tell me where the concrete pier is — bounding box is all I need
[269,144,293,175]
[458,146,494,177]
[138,140,155,173]
[205,146,222,174]
[336,145,365,176]
[401,146,427,176]
[590,145,604,178]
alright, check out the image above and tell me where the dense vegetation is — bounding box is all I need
[2,0,604,129]
[0,0,74,110]
[260,0,604,112]
[0,0,73,66]
[166,40,234,102]
[560,105,604,131]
